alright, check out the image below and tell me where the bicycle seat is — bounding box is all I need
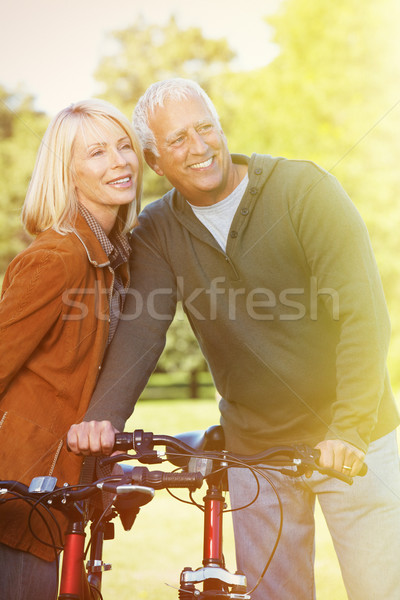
[166,425,225,468]
[175,425,225,452]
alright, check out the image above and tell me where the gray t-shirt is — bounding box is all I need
[188,174,249,251]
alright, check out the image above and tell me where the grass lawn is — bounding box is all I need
[100,399,347,599]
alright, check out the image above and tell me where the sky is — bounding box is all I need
[0,0,281,116]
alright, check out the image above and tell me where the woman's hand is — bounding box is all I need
[67,420,118,456]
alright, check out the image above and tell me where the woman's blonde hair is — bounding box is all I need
[22,99,143,235]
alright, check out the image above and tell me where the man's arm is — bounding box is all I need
[291,166,392,471]
[68,208,177,454]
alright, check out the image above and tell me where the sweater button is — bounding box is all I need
[230,230,238,238]
[241,208,249,216]
[254,168,262,175]
[250,187,258,195]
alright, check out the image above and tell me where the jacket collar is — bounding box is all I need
[72,212,111,268]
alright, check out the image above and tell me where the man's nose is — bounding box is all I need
[188,131,208,154]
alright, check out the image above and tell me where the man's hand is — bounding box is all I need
[314,439,366,477]
[67,420,118,456]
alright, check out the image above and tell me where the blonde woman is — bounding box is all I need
[0,99,143,599]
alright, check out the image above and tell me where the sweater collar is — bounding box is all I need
[160,153,282,253]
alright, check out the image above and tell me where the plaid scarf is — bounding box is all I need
[78,204,131,344]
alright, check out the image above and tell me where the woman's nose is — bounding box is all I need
[110,147,127,167]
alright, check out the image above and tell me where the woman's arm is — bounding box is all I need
[0,250,66,394]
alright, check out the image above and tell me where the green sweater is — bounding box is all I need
[87,154,399,454]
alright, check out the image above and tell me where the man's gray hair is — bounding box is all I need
[133,78,221,156]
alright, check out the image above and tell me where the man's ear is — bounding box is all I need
[144,150,164,177]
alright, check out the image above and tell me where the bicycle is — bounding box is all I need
[0,426,365,599]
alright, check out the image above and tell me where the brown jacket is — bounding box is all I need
[0,213,128,560]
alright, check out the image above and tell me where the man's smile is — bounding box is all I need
[189,157,213,170]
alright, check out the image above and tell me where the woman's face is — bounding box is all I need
[73,121,139,233]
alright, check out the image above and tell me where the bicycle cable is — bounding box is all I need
[84,495,117,559]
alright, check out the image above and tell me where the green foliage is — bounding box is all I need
[155,304,210,398]
[95,15,235,115]
[0,87,48,272]
[140,370,215,400]
[158,304,207,373]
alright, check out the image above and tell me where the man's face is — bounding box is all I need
[146,94,234,206]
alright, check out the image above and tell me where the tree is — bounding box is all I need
[96,15,235,115]
[157,304,209,399]
[0,88,48,274]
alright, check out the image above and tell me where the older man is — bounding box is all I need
[68,78,400,599]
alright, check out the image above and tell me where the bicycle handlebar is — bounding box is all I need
[1,427,368,599]
[1,429,367,508]
[111,429,367,484]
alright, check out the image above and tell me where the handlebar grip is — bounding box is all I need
[312,449,368,477]
[113,432,134,451]
[158,472,204,489]
[67,431,135,453]
[130,467,203,490]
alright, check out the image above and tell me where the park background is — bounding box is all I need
[1,0,399,597]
